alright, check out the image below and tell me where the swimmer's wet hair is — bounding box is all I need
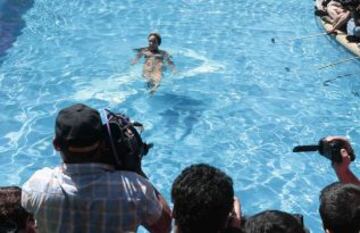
[148,32,161,45]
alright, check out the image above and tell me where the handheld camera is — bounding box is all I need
[292,138,355,163]
[102,109,153,178]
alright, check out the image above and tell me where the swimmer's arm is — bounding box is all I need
[164,51,176,72]
[131,49,145,65]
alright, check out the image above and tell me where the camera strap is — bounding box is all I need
[102,109,123,167]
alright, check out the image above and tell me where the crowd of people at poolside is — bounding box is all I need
[0,102,359,233]
[316,0,360,41]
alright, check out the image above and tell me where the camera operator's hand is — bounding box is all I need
[324,136,352,167]
[332,148,352,170]
[325,136,359,185]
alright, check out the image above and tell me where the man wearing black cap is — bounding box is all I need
[21,103,171,233]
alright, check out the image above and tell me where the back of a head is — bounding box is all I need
[319,182,360,233]
[55,103,104,162]
[0,186,32,232]
[244,210,307,233]
[55,103,103,147]
[171,163,234,233]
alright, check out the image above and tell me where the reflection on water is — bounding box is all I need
[0,0,34,59]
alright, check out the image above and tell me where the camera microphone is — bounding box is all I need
[292,145,319,152]
[292,138,356,163]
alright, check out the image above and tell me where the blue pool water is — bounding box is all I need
[1,0,360,232]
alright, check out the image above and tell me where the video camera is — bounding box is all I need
[102,109,153,178]
[292,138,355,163]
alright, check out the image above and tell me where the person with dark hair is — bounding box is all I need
[319,182,360,233]
[132,32,175,92]
[324,136,360,185]
[244,210,308,233]
[0,186,36,233]
[21,103,171,233]
[171,163,242,233]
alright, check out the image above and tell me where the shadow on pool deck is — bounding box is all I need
[0,0,34,62]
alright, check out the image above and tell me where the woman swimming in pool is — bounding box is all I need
[132,33,175,92]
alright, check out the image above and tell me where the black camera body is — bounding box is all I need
[293,137,355,163]
[101,109,152,178]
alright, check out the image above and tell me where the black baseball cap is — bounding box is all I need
[55,104,103,148]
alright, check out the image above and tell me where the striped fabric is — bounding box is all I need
[22,163,162,233]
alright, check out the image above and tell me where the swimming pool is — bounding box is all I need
[1,0,360,232]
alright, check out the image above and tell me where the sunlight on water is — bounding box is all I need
[176,49,225,78]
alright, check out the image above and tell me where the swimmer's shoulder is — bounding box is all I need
[159,49,168,55]
[133,47,148,54]
[159,49,171,58]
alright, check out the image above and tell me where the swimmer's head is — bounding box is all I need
[148,32,161,48]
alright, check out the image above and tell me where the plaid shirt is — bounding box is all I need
[22,163,162,233]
